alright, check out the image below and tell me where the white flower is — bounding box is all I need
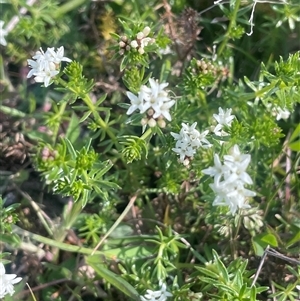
[213,107,235,136]
[126,78,175,123]
[202,144,255,215]
[140,283,172,301]
[27,46,71,87]
[202,154,229,184]
[140,37,152,48]
[275,107,290,121]
[126,91,147,115]
[0,262,22,298]
[152,100,175,121]
[131,26,155,54]
[33,69,60,87]
[171,122,211,164]
[46,46,72,64]
[0,21,8,46]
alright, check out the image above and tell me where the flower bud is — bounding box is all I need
[121,35,128,42]
[157,118,166,128]
[136,32,144,40]
[130,40,139,48]
[119,41,126,48]
[138,47,145,55]
[143,26,151,37]
[148,118,157,127]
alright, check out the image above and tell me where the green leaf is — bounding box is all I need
[212,250,229,283]
[288,140,300,152]
[86,256,140,300]
[0,105,26,118]
[250,286,257,301]
[79,110,92,123]
[289,123,300,142]
[195,266,219,279]
[252,233,278,256]
[286,230,300,248]
[0,233,21,246]
[260,233,278,247]
[66,113,80,143]
[64,138,77,159]
[120,55,129,71]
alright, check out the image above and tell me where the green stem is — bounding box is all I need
[82,94,117,142]
[217,0,242,57]
[91,193,139,255]
[140,128,152,141]
[51,200,84,261]
[53,0,88,18]
[52,101,67,145]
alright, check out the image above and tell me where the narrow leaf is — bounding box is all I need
[86,256,140,300]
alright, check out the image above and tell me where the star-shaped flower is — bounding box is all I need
[0,262,22,298]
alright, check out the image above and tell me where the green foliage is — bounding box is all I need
[1,0,300,300]
[195,250,268,300]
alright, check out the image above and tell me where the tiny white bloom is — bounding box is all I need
[0,21,8,46]
[213,107,235,126]
[140,37,152,48]
[126,91,147,115]
[27,46,71,87]
[46,46,72,64]
[126,79,174,125]
[0,262,22,298]
[140,283,172,301]
[34,69,60,87]
[213,107,235,136]
[202,144,255,215]
[152,100,175,121]
[172,122,211,164]
[275,107,290,121]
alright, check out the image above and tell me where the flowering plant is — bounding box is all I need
[0,0,300,300]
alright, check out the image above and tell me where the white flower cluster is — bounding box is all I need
[126,78,175,127]
[171,122,211,166]
[140,283,173,301]
[0,262,22,298]
[0,20,8,46]
[202,144,256,215]
[27,46,72,87]
[213,107,235,136]
[130,26,155,55]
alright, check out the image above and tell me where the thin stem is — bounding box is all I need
[91,193,139,255]
[140,127,153,140]
[52,100,67,145]
[217,0,242,57]
[81,94,117,143]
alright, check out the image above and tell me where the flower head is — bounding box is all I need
[213,107,235,136]
[202,144,255,215]
[0,262,22,298]
[140,283,173,301]
[171,122,212,165]
[126,78,175,127]
[0,21,8,46]
[27,46,71,87]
